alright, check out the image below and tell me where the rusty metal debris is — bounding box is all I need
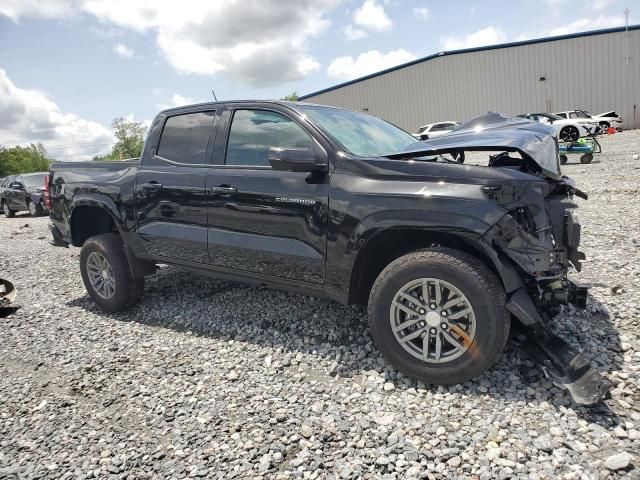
[0,278,19,318]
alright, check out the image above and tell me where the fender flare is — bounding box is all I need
[67,195,155,278]
[342,220,524,305]
[68,194,125,234]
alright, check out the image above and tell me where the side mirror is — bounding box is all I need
[268,147,328,173]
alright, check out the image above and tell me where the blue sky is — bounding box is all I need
[0,0,635,160]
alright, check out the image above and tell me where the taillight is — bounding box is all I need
[43,174,51,209]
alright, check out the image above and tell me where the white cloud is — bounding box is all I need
[113,43,134,58]
[344,24,368,40]
[353,0,392,32]
[547,15,624,36]
[0,0,76,21]
[3,0,338,87]
[0,68,114,161]
[412,6,430,21]
[441,26,506,51]
[327,49,415,80]
[469,6,476,16]
[82,0,336,86]
[157,93,200,110]
[592,0,615,11]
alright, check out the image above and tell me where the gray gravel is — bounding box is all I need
[1,131,639,479]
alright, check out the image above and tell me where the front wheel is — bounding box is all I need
[80,233,145,312]
[2,201,15,218]
[368,248,510,385]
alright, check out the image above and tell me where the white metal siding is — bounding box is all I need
[303,29,640,131]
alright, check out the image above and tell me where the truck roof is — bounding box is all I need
[157,100,347,116]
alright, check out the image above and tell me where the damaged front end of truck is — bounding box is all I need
[390,113,609,405]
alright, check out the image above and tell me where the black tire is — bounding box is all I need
[560,155,568,165]
[580,153,593,164]
[29,200,46,216]
[79,233,145,312]
[368,248,510,385]
[2,201,15,218]
[560,126,579,143]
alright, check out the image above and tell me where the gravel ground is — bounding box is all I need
[1,131,639,480]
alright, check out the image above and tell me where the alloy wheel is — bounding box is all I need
[86,252,116,299]
[561,126,579,142]
[389,278,476,363]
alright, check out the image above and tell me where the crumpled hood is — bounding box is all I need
[388,112,562,180]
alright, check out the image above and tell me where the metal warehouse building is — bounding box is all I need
[300,25,640,131]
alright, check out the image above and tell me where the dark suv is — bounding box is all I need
[0,172,50,217]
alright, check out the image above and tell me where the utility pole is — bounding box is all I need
[624,7,630,65]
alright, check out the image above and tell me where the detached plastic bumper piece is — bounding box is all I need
[519,328,610,406]
[507,288,609,406]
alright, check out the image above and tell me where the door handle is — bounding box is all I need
[210,186,237,194]
[141,182,163,190]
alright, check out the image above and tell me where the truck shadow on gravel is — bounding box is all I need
[68,267,625,424]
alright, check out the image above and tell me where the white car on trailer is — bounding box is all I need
[519,113,597,142]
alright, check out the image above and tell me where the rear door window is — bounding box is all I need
[157,111,216,164]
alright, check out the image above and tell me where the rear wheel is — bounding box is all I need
[27,199,45,216]
[2,201,15,218]
[80,233,145,312]
[560,154,568,165]
[368,248,510,385]
[580,153,593,164]
[598,121,609,134]
[560,126,579,142]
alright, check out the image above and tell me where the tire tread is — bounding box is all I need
[80,233,144,312]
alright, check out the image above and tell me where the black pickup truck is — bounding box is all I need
[48,101,605,404]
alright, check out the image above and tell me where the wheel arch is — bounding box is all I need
[348,226,524,306]
[70,200,156,278]
[69,196,122,247]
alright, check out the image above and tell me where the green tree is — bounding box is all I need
[93,117,147,161]
[0,143,51,176]
[110,117,146,160]
[281,92,299,101]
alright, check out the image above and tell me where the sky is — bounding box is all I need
[0,0,636,160]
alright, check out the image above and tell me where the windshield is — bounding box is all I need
[297,105,417,157]
[542,113,564,120]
